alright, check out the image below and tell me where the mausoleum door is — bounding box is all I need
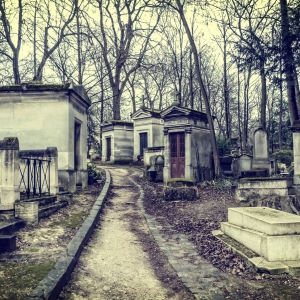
[170,132,185,178]
[106,138,111,161]
[139,132,148,155]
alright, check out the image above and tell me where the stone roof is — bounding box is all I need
[101,120,133,127]
[131,106,161,119]
[0,82,90,105]
[160,102,209,121]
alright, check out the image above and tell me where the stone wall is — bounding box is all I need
[191,128,213,181]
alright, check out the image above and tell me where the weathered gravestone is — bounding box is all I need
[252,127,271,175]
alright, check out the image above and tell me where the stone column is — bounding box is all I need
[292,126,300,185]
[0,137,20,211]
[185,128,192,180]
[46,147,59,195]
[163,128,170,184]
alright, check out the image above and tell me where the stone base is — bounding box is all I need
[0,235,16,253]
[15,201,38,225]
[212,230,300,275]
[164,186,198,201]
[58,169,88,192]
[252,159,271,175]
[219,207,300,262]
[221,222,300,261]
[235,177,293,202]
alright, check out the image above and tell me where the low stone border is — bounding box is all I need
[25,169,111,300]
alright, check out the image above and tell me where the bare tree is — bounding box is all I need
[32,0,78,81]
[0,0,23,83]
[92,0,162,120]
[166,0,220,176]
[219,0,277,130]
[280,0,299,125]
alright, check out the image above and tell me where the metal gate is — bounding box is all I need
[19,158,51,199]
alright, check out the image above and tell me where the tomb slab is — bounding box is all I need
[228,207,300,235]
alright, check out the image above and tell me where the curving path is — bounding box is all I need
[59,167,192,300]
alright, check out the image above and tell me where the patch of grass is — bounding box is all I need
[0,261,55,300]
[49,211,86,229]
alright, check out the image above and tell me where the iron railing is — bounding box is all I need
[19,157,51,199]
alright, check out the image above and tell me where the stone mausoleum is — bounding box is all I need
[131,107,164,160]
[160,102,213,183]
[100,102,214,184]
[101,120,134,163]
[0,82,90,192]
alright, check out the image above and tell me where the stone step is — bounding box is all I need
[228,207,300,235]
[0,235,16,253]
[38,201,68,219]
[0,220,25,235]
[221,221,300,261]
[21,195,57,207]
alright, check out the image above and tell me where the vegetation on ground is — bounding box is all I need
[0,261,55,300]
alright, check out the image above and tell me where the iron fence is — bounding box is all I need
[19,157,51,199]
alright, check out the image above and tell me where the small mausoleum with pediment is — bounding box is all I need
[0,82,90,192]
[101,120,134,163]
[131,107,164,160]
[160,102,213,183]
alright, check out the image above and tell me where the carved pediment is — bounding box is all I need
[161,106,190,119]
[131,107,161,120]
[161,104,208,122]
[131,110,152,119]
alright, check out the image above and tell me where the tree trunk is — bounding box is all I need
[13,52,21,84]
[175,0,220,177]
[279,60,283,150]
[33,0,38,79]
[280,0,299,125]
[76,1,82,85]
[223,25,230,140]
[189,49,194,109]
[260,62,267,129]
[243,66,251,151]
[237,63,242,154]
[112,84,121,120]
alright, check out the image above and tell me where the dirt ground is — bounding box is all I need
[134,173,300,299]
[59,167,192,300]
[0,180,104,300]
[2,165,300,300]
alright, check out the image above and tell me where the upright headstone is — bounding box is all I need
[252,127,271,175]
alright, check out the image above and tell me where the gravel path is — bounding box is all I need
[59,167,192,300]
